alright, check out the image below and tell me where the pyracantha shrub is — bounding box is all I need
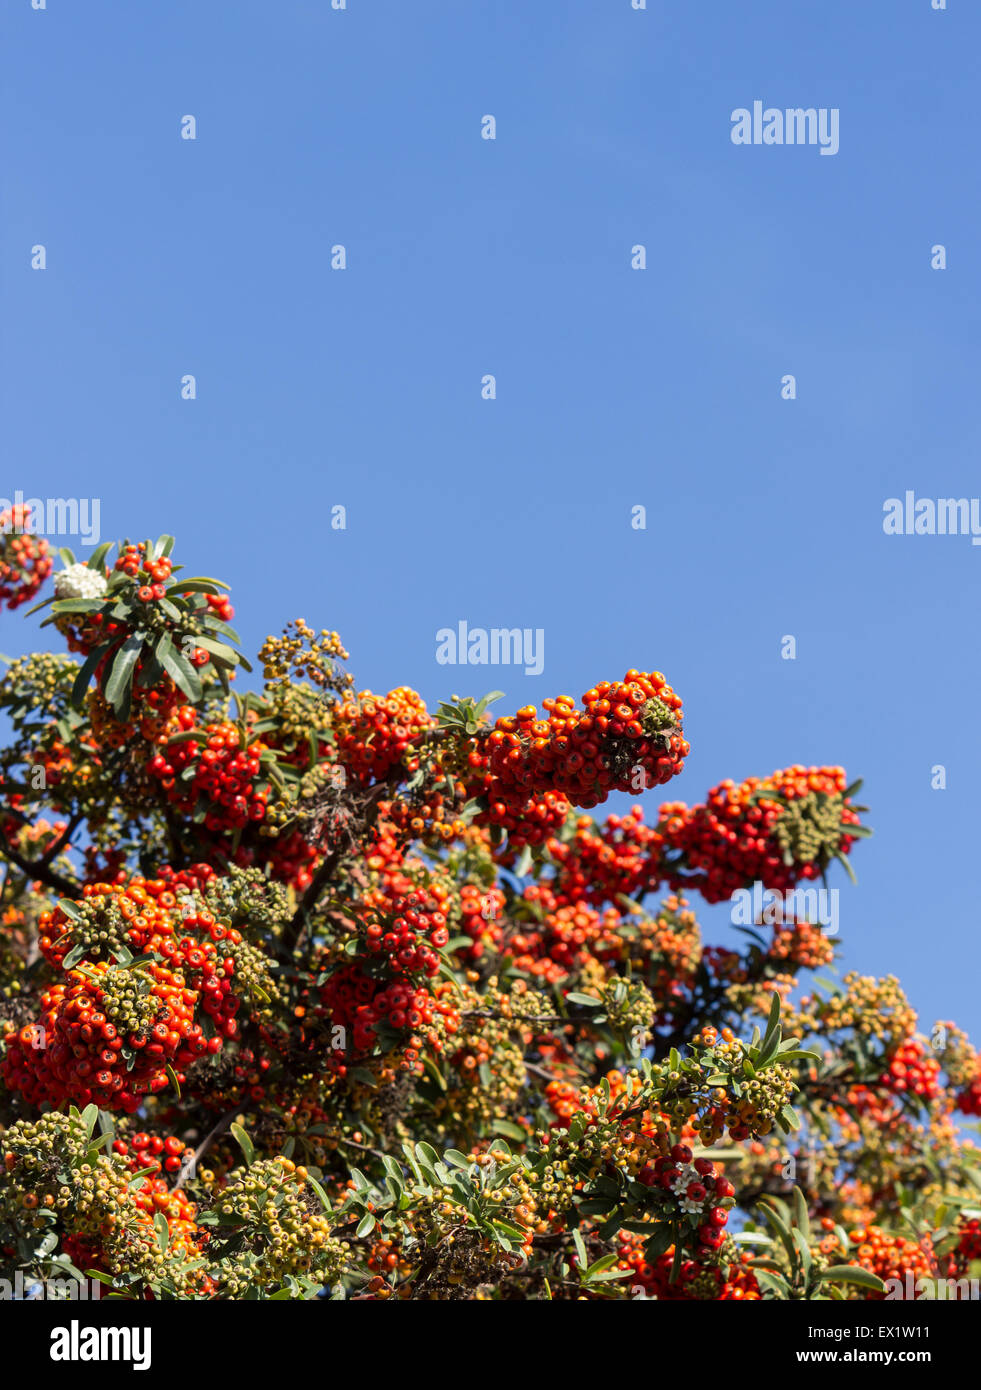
[0,526,978,1302]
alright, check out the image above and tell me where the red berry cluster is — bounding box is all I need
[635,1145,735,1253]
[204,590,234,623]
[0,959,210,1113]
[318,964,461,1066]
[616,1232,760,1300]
[455,883,507,960]
[945,1217,981,1278]
[956,1065,981,1117]
[877,1038,942,1102]
[659,765,862,904]
[334,688,435,787]
[362,885,452,976]
[546,805,665,907]
[476,671,686,815]
[116,544,174,602]
[148,721,270,832]
[114,1130,195,1179]
[0,504,53,609]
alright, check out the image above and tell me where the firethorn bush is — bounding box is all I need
[0,526,980,1302]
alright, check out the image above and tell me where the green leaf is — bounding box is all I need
[105,634,144,717]
[71,642,111,710]
[51,598,103,615]
[305,1173,333,1213]
[154,1212,169,1254]
[87,541,114,571]
[490,1119,526,1141]
[832,850,858,886]
[754,1268,792,1299]
[194,635,243,667]
[817,1265,885,1293]
[230,1123,254,1167]
[155,634,203,703]
[764,990,781,1043]
[757,1200,797,1265]
[792,1186,811,1241]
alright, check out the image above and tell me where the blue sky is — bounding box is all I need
[2,0,979,1038]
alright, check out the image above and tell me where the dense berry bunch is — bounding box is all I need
[616,1231,760,1300]
[5,517,978,1308]
[0,505,53,609]
[362,884,452,975]
[333,687,436,787]
[1,959,210,1112]
[1,1110,209,1292]
[318,963,461,1065]
[876,1038,943,1102]
[660,766,864,903]
[846,1224,936,1297]
[148,720,270,832]
[546,805,665,907]
[478,671,687,813]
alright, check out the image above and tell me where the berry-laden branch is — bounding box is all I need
[0,517,977,1305]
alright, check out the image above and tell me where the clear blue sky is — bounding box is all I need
[2,0,979,1037]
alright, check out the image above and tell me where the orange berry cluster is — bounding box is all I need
[766,920,835,970]
[508,899,623,981]
[546,805,665,907]
[616,1232,760,1301]
[476,671,687,815]
[1,875,272,1110]
[333,687,435,787]
[847,1224,935,1297]
[1,958,210,1113]
[0,504,53,609]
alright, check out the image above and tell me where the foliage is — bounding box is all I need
[1,517,979,1301]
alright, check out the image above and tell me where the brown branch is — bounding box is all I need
[0,838,79,896]
[174,1107,241,1189]
[281,780,391,956]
